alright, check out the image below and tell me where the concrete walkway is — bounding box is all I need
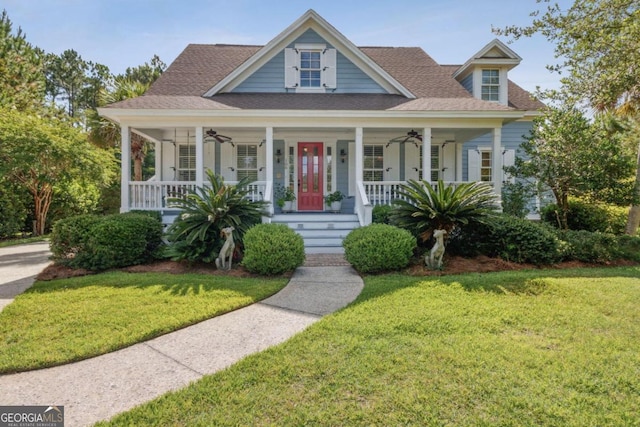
[0,247,363,427]
[0,241,52,311]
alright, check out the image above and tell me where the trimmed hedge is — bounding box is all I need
[448,215,562,265]
[556,230,618,263]
[50,213,163,270]
[372,204,394,224]
[242,223,305,275]
[343,224,416,273]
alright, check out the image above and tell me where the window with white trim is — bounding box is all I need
[417,146,440,181]
[284,45,337,92]
[237,144,258,181]
[300,50,321,88]
[363,145,384,181]
[178,144,196,181]
[480,150,492,182]
[481,69,500,101]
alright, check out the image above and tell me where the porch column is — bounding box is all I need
[195,126,204,186]
[155,139,162,181]
[456,143,463,182]
[120,125,131,213]
[422,127,431,183]
[265,127,274,182]
[492,126,503,198]
[355,127,363,181]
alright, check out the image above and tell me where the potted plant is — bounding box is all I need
[275,184,296,212]
[324,190,345,212]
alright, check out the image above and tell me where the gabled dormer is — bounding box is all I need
[453,39,521,106]
[204,9,414,97]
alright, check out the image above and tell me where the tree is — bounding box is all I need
[506,105,634,229]
[0,9,45,110]
[0,108,115,235]
[122,54,166,85]
[496,0,640,233]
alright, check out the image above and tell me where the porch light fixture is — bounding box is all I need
[386,129,422,148]
[340,149,347,163]
[275,149,282,163]
[204,129,234,147]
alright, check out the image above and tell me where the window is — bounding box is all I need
[177,144,195,181]
[326,146,333,192]
[300,50,321,88]
[481,69,500,101]
[237,144,258,181]
[480,151,492,182]
[415,146,440,181]
[284,46,336,91]
[364,145,384,181]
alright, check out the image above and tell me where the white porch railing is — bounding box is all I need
[128,181,269,210]
[363,181,495,206]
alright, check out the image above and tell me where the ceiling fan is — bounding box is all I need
[386,129,422,148]
[204,129,234,146]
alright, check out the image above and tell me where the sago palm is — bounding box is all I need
[390,179,499,243]
[164,171,268,262]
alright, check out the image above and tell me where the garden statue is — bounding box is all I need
[426,229,447,269]
[215,226,235,270]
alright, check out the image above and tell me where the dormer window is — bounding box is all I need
[300,50,322,87]
[285,44,337,92]
[481,69,500,102]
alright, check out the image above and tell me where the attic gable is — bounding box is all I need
[453,39,521,79]
[204,9,414,98]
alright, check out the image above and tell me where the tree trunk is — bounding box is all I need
[131,134,146,181]
[31,185,53,236]
[625,141,640,235]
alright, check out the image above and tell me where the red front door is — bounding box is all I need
[297,142,324,211]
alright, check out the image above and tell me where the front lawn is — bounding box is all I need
[99,267,640,426]
[0,235,48,248]
[0,272,288,373]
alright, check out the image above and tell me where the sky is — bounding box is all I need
[4,0,572,94]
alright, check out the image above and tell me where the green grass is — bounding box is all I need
[0,235,49,247]
[98,267,640,427]
[0,272,287,373]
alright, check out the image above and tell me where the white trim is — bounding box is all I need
[453,39,522,80]
[203,9,415,98]
[120,125,131,213]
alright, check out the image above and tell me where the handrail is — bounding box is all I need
[355,181,372,226]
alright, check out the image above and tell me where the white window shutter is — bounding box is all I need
[442,143,456,182]
[322,48,337,88]
[502,148,516,183]
[385,142,399,181]
[284,48,298,88]
[348,142,355,196]
[468,149,480,182]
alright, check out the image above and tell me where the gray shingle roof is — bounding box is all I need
[106,44,543,112]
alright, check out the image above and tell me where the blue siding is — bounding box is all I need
[233,28,386,94]
[462,121,533,180]
[461,74,473,95]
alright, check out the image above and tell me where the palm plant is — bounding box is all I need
[390,179,499,243]
[164,170,268,263]
[87,76,149,181]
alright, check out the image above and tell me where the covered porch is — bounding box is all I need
[120,119,509,226]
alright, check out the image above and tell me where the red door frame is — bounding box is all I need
[297,142,324,211]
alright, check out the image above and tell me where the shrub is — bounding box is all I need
[50,214,102,267]
[129,210,163,222]
[556,230,617,263]
[542,198,628,234]
[372,204,394,224]
[343,224,416,273]
[242,223,305,275]
[50,213,163,270]
[490,216,562,265]
[83,213,163,270]
[448,215,562,265]
[0,181,28,238]
[165,171,267,263]
[616,234,640,262]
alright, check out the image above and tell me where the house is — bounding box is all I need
[99,9,543,252]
